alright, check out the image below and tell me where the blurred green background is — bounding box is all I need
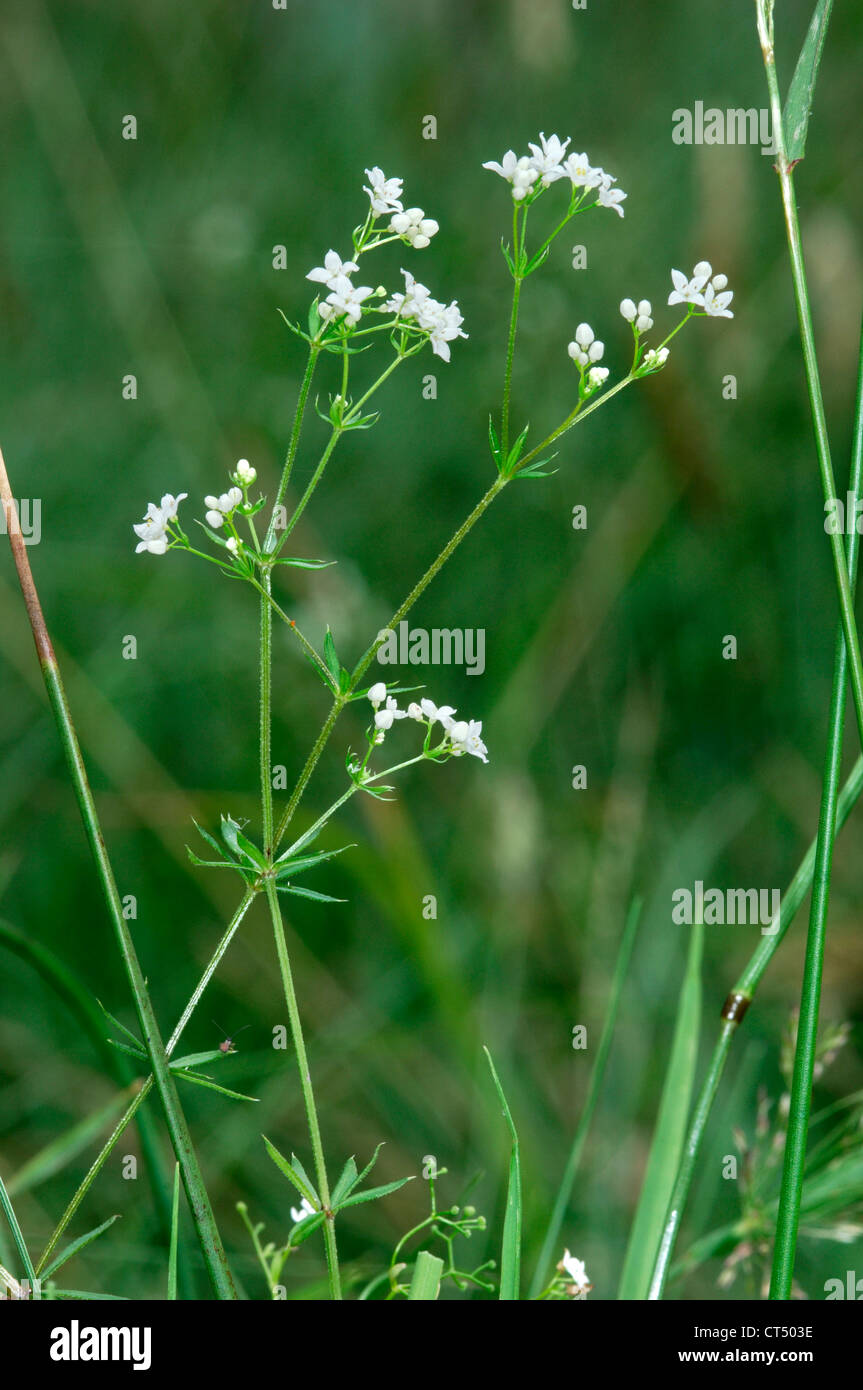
[1,0,862,1299]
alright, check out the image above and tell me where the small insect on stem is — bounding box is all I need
[212,1019,251,1054]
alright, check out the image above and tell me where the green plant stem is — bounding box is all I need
[265,345,320,552]
[36,891,255,1275]
[756,6,863,750]
[770,313,863,1297]
[647,746,863,1298]
[500,203,523,457]
[263,878,341,1298]
[0,446,236,1300]
[0,1169,37,1287]
[530,897,641,1297]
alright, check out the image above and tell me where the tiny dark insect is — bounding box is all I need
[212,1019,250,1054]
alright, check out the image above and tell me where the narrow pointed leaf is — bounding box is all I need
[262,1138,319,1206]
[408,1250,444,1300]
[331,1157,359,1207]
[782,0,834,163]
[335,1176,414,1210]
[167,1165,180,1300]
[484,1047,521,1300]
[42,1215,120,1281]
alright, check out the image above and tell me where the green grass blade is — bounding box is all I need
[168,1165,180,1300]
[618,918,703,1299]
[0,1167,37,1287]
[484,1045,522,1300]
[41,1214,120,1281]
[8,1090,134,1196]
[782,0,834,163]
[0,447,235,1299]
[408,1250,444,1300]
[530,898,641,1298]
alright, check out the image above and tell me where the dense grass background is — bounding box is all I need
[1,0,862,1298]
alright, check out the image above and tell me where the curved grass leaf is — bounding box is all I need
[42,1214,120,1281]
[484,1045,522,1300]
[618,920,703,1300]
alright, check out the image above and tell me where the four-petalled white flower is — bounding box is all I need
[364,166,404,216]
[306,250,360,290]
[527,132,571,186]
[133,492,187,555]
[481,150,539,201]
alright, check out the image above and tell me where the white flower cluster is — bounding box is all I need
[307,250,374,327]
[566,322,609,387]
[483,133,626,216]
[619,298,654,333]
[668,260,734,318]
[367,684,489,763]
[386,269,468,363]
[204,486,242,530]
[133,492,187,555]
[133,460,258,558]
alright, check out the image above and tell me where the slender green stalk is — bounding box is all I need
[647,746,863,1298]
[263,878,341,1298]
[529,898,641,1297]
[36,891,255,1275]
[500,203,524,457]
[770,314,863,1297]
[0,1169,37,1288]
[0,446,235,1300]
[756,1,863,750]
[265,345,320,552]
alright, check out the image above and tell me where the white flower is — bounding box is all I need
[374,696,407,732]
[306,250,360,290]
[702,277,734,318]
[319,275,374,327]
[364,167,403,216]
[407,702,424,720]
[482,150,539,201]
[290,1197,316,1226]
[367,681,388,708]
[225,537,239,554]
[133,492,187,555]
[667,263,711,308]
[635,299,653,331]
[588,366,609,386]
[643,346,669,368]
[563,152,604,190]
[447,718,489,764]
[234,458,256,485]
[419,697,456,725]
[559,1249,591,1295]
[567,323,603,369]
[527,132,570,186]
[426,300,468,363]
[385,270,467,363]
[389,207,439,249]
[204,486,242,529]
[619,298,637,322]
[597,175,626,217]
